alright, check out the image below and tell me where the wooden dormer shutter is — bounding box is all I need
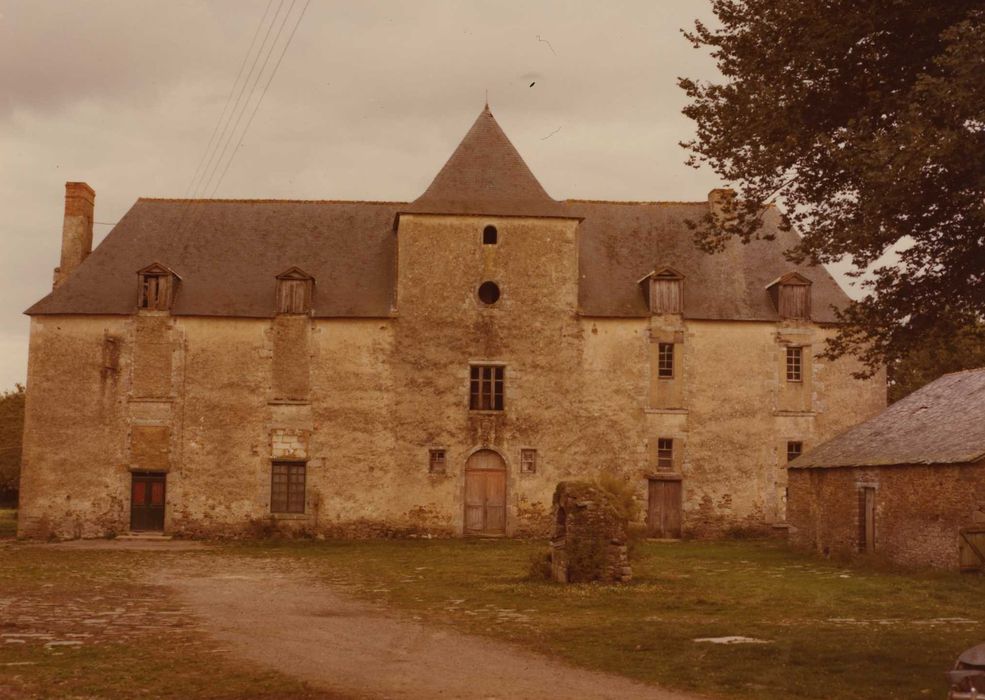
[767,272,812,320]
[137,263,177,311]
[276,267,314,315]
[642,267,684,315]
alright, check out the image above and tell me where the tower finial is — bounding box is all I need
[484,89,489,109]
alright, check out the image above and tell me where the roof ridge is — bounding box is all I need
[940,367,985,378]
[566,199,706,206]
[137,197,407,205]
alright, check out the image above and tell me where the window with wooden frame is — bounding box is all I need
[657,343,675,378]
[520,448,537,474]
[786,346,803,382]
[137,263,175,311]
[469,364,504,411]
[270,461,306,514]
[276,267,314,314]
[428,448,446,474]
[657,438,674,470]
[786,441,803,463]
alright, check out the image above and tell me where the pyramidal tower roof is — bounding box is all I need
[403,106,569,218]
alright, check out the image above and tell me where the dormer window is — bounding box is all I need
[767,272,812,320]
[639,266,684,315]
[276,267,314,315]
[137,263,177,311]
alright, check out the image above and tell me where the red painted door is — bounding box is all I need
[130,472,166,531]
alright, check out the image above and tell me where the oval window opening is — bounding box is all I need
[478,281,500,305]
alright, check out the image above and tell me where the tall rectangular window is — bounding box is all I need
[657,343,675,378]
[271,462,306,514]
[428,448,446,474]
[786,441,803,463]
[657,438,674,470]
[786,346,803,382]
[469,365,504,411]
[520,448,537,474]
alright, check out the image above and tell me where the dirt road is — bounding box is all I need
[157,560,700,700]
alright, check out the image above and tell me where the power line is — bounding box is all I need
[209,0,312,198]
[174,0,310,245]
[183,0,276,198]
[193,0,290,201]
[171,0,289,246]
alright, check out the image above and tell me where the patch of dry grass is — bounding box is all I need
[0,545,342,699]
[0,508,16,539]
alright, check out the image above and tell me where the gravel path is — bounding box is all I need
[156,560,701,700]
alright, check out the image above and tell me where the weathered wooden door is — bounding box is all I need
[464,450,506,535]
[959,526,985,572]
[647,478,682,538]
[130,472,166,532]
[859,487,876,553]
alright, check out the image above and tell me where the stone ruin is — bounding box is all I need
[550,481,632,583]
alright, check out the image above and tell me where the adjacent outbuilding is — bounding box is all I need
[787,369,985,570]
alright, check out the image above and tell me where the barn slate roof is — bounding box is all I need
[26,107,851,322]
[790,368,985,469]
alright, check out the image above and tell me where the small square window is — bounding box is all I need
[469,365,504,411]
[657,438,674,470]
[658,343,674,378]
[429,448,446,474]
[786,347,803,382]
[271,462,306,514]
[520,449,537,474]
[786,441,803,463]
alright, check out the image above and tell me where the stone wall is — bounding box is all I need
[787,461,985,568]
[550,481,631,583]
[19,215,885,540]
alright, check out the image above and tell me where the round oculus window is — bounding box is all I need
[477,281,501,305]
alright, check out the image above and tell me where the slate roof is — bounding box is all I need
[28,200,399,318]
[790,369,985,469]
[26,107,852,322]
[401,106,570,219]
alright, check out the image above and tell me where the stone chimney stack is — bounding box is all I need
[53,182,95,289]
[708,187,737,227]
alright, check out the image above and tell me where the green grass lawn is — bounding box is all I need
[2,538,982,699]
[0,508,17,538]
[228,538,985,700]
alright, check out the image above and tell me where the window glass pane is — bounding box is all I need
[470,365,504,411]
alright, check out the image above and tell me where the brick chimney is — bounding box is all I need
[53,182,95,289]
[708,187,737,227]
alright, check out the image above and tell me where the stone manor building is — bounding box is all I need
[18,107,886,539]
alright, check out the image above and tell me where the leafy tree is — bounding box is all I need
[888,324,985,402]
[0,384,25,498]
[680,1,985,377]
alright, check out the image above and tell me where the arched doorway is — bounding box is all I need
[464,449,506,535]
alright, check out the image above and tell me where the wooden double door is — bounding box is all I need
[130,472,166,532]
[464,450,506,535]
[647,478,682,539]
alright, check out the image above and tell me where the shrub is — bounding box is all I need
[525,550,552,581]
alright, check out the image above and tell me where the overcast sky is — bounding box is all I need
[0,0,861,390]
